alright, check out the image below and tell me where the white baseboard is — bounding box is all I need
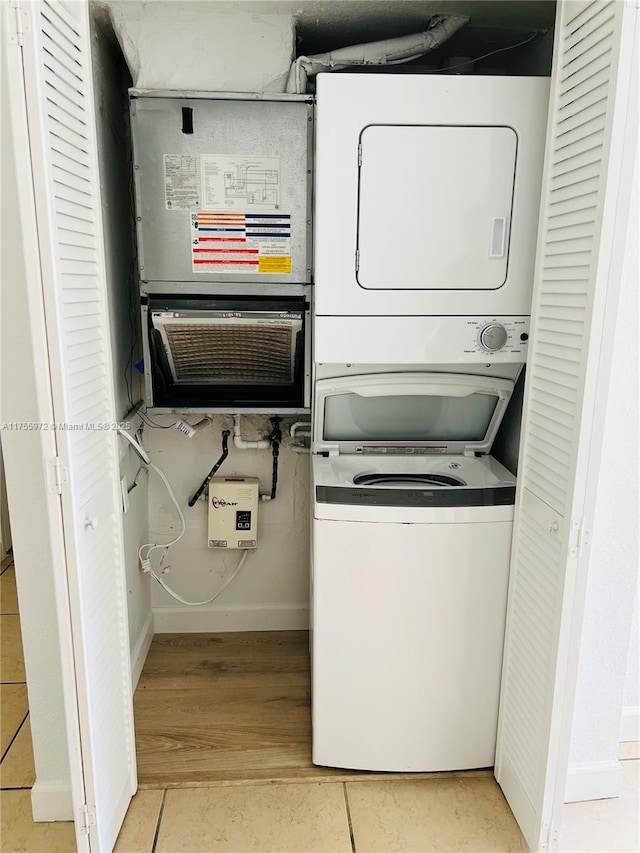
[619,706,640,742]
[564,760,623,803]
[130,609,154,689]
[153,603,309,633]
[31,781,74,822]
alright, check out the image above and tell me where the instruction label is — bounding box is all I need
[201,155,280,211]
[191,212,291,274]
[163,155,200,210]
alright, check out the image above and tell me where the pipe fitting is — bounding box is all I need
[289,421,312,438]
[232,415,270,450]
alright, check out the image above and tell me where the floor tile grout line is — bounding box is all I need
[342,782,357,853]
[0,611,20,616]
[150,789,167,853]
[0,681,27,686]
[1,711,29,764]
[0,561,14,576]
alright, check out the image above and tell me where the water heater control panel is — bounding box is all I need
[208,478,259,549]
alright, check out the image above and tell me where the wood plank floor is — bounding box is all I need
[134,630,493,789]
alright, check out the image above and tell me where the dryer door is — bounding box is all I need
[357,125,517,292]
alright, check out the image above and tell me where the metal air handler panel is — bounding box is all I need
[130,91,313,289]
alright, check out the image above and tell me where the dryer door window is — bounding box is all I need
[356,125,517,292]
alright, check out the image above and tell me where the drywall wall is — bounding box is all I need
[145,417,310,632]
[565,157,639,802]
[99,0,310,632]
[1,15,72,818]
[90,8,153,674]
[621,596,639,742]
[106,0,295,92]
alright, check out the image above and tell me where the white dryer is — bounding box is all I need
[313,74,549,362]
[311,371,518,772]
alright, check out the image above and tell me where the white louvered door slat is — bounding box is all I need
[495,2,638,851]
[19,1,135,850]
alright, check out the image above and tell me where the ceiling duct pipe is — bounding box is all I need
[285,15,470,94]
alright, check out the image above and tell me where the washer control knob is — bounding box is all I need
[479,323,508,352]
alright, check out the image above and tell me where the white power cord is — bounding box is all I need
[121,432,251,607]
[142,550,249,607]
[138,461,186,568]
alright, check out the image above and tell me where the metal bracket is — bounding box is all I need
[77,804,95,835]
[47,457,68,496]
[569,518,583,557]
[8,1,27,46]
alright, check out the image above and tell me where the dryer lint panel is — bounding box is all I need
[357,125,517,291]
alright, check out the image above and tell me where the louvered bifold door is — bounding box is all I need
[495,2,638,851]
[19,1,135,849]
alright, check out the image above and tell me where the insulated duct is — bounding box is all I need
[285,15,470,93]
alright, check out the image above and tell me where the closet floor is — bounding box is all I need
[134,630,492,788]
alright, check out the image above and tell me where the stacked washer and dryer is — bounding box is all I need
[311,74,549,771]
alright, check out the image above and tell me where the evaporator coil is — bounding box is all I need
[151,312,303,385]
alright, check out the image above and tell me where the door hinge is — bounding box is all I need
[355,249,360,272]
[8,1,27,46]
[541,818,560,850]
[47,457,68,496]
[78,803,95,835]
[569,518,590,558]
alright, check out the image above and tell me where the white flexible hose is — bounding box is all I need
[117,427,151,464]
[124,430,252,607]
[146,550,250,607]
[285,16,470,92]
[137,460,251,607]
[138,461,186,567]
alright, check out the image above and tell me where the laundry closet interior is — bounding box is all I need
[89,0,557,788]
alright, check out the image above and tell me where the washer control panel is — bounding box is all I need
[464,318,530,358]
[479,323,509,352]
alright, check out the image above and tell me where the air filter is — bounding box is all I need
[151,313,302,385]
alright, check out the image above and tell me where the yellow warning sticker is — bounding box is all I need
[259,256,292,274]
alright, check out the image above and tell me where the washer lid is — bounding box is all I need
[313,373,514,457]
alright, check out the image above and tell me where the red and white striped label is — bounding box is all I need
[191,212,291,274]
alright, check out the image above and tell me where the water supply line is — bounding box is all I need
[290,421,311,439]
[232,414,271,450]
[285,15,470,93]
[188,430,231,507]
[264,417,282,502]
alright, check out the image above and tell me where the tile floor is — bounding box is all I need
[1,552,639,853]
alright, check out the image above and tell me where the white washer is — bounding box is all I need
[311,372,517,772]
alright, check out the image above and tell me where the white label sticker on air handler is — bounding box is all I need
[164,155,200,210]
[201,155,280,211]
[191,212,292,274]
